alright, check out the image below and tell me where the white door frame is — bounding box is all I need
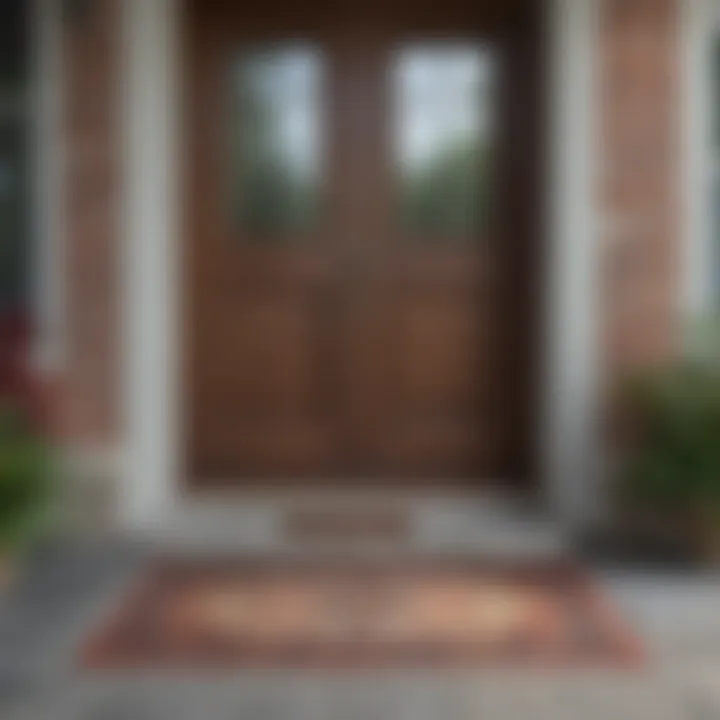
[682,0,720,319]
[114,0,601,532]
[120,0,183,529]
[541,0,601,531]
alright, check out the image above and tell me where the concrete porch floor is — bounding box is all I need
[1,536,720,719]
[149,491,568,559]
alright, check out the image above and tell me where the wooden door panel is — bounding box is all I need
[187,7,343,480]
[369,423,498,478]
[191,288,340,479]
[362,289,504,477]
[391,295,487,410]
[194,295,331,412]
[192,422,339,480]
[186,0,541,485]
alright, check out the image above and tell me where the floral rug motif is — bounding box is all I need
[82,561,645,669]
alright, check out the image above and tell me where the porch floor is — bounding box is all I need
[150,491,567,560]
[1,539,720,719]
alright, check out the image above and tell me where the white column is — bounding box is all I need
[543,0,601,531]
[120,0,181,529]
[31,0,66,374]
[682,0,717,319]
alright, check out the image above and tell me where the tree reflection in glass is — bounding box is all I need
[231,47,322,238]
[395,45,494,238]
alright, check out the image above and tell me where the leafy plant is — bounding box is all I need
[0,404,53,551]
[622,359,720,516]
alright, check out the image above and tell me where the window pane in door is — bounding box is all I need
[231,46,322,237]
[395,44,494,237]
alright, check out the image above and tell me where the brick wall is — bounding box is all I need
[600,0,683,386]
[60,0,120,448]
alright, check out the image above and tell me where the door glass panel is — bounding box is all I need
[395,44,493,237]
[231,46,322,238]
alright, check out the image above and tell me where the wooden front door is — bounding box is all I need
[187,0,542,485]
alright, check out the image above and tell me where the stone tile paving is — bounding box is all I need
[1,542,720,719]
[12,672,706,720]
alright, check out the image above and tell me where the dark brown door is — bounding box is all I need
[186,0,541,485]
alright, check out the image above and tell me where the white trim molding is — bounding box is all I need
[121,0,182,529]
[542,0,601,531]
[682,0,719,321]
[31,0,66,374]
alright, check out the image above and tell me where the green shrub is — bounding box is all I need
[623,360,720,515]
[0,405,53,551]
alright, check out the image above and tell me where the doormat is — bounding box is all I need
[81,561,645,670]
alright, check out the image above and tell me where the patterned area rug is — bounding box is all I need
[82,561,645,669]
